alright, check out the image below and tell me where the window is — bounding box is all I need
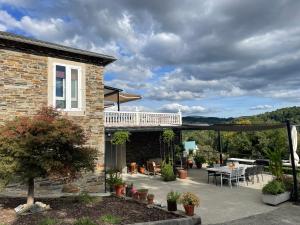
[54,64,81,111]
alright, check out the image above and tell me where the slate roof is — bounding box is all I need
[0,31,116,66]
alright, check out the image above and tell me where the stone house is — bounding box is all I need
[0,31,116,176]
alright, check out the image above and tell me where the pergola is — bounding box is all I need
[179,121,299,203]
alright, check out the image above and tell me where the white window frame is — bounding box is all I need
[53,63,82,111]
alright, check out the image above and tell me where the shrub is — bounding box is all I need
[282,176,294,192]
[38,218,57,225]
[167,191,181,202]
[100,214,121,224]
[180,192,200,207]
[194,154,206,164]
[262,180,286,195]
[74,217,97,225]
[74,192,97,204]
[161,162,176,181]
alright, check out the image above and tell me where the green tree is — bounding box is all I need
[0,107,97,205]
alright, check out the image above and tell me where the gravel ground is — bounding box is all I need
[0,196,182,225]
[210,203,300,225]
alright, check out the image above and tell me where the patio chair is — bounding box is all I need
[222,168,239,188]
[237,167,246,186]
[207,164,221,185]
[146,161,161,176]
[255,165,264,182]
[245,166,256,185]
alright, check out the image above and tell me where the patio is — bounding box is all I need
[123,168,278,225]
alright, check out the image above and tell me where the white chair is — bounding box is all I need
[222,168,239,188]
[237,167,246,186]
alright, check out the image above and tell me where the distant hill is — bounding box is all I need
[183,106,300,124]
[183,116,233,124]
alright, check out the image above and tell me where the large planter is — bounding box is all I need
[114,185,124,197]
[195,163,202,169]
[178,169,187,179]
[183,204,195,216]
[262,192,291,206]
[167,200,177,211]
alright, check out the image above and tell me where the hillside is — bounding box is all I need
[183,106,300,124]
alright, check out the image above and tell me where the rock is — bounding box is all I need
[15,204,32,215]
[15,202,50,215]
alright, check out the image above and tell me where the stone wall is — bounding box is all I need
[0,48,105,173]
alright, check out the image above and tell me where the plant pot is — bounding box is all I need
[262,192,291,206]
[130,162,137,174]
[167,200,177,211]
[196,163,202,169]
[139,167,145,174]
[184,204,195,216]
[178,169,187,179]
[126,186,133,197]
[147,194,154,204]
[114,185,124,197]
[132,192,139,200]
[137,189,148,201]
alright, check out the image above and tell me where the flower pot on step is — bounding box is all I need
[184,204,195,216]
[147,194,154,204]
[167,200,177,211]
[115,185,124,197]
[137,189,148,201]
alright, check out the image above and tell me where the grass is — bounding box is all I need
[38,218,57,225]
[100,214,122,224]
[74,217,97,225]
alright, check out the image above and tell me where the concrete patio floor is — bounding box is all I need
[123,168,282,225]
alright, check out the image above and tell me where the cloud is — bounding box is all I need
[1,0,300,112]
[159,103,208,115]
[250,105,273,110]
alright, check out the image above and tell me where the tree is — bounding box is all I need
[0,107,98,205]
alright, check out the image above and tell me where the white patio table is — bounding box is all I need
[206,164,253,187]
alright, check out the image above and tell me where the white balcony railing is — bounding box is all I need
[105,111,182,127]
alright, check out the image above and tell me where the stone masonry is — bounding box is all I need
[0,48,105,192]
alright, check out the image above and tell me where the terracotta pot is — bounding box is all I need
[167,200,177,211]
[115,185,124,197]
[196,163,202,169]
[130,162,137,174]
[139,167,145,174]
[132,192,139,200]
[138,190,148,201]
[178,169,187,179]
[147,195,154,204]
[184,205,195,216]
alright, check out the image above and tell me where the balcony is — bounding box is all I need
[104,111,182,127]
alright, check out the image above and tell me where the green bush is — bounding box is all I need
[74,217,97,225]
[38,218,57,225]
[262,180,286,195]
[161,162,176,181]
[100,214,121,224]
[194,154,206,164]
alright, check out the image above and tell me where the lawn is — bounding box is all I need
[0,195,182,225]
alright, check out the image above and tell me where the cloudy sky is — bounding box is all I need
[1,0,300,117]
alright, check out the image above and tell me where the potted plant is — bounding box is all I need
[139,165,145,174]
[106,169,120,192]
[167,191,181,211]
[187,149,194,168]
[180,192,200,216]
[147,194,155,204]
[161,161,176,181]
[175,144,188,179]
[137,189,148,201]
[262,147,290,205]
[114,177,124,197]
[194,154,206,169]
[262,179,290,205]
[125,183,134,197]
